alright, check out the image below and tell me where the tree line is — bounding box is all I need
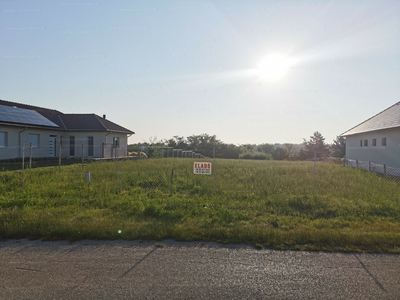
[128,132,346,160]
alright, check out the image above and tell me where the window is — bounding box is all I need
[113,137,120,148]
[0,132,7,147]
[69,136,75,156]
[382,137,387,146]
[364,139,368,147]
[29,134,39,148]
[360,140,363,147]
[372,139,376,146]
[88,136,94,157]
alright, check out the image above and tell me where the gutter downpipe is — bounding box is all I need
[127,133,133,157]
[19,127,28,158]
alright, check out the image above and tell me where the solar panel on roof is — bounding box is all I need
[0,105,59,127]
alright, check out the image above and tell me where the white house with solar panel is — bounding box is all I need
[0,100,134,160]
[341,102,400,169]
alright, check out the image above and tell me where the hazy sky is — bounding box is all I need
[1,0,399,145]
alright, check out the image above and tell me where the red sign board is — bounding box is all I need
[193,162,212,175]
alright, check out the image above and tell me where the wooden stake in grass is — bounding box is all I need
[85,172,90,200]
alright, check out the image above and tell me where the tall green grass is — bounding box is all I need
[0,158,399,253]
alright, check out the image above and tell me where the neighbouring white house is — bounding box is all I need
[341,101,400,169]
[0,99,134,160]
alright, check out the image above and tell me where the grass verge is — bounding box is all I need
[0,158,399,253]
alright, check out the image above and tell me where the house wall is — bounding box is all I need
[345,127,400,168]
[61,132,128,158]
[0,125,60,159]
[0,125,129,160]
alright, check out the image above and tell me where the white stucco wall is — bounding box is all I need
[61,132,128,158]
[0,125,129,160]
[0,125,61,159]
[345,127,400,168]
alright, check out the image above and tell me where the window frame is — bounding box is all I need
[382,137,387,146]
[0,132,7,148]
[113,137,120,148]
[87,136,94,157]
[28,133,40,149]
[364,139,368,147]
[372,138,376,146]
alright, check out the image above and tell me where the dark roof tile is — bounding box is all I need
[57,114,134,133]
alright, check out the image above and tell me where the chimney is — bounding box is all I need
[103,114,106,119]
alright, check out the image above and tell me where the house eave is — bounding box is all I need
[341,125,400,137]
[0,122,134,134]
[0,122,60,130]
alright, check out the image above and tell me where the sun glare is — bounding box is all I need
[257,53,295,81]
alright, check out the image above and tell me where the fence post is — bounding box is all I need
[117,148,119,193]
[369,161,371,172]
[59,144,62,171]
[29,143,32,169]
[213,147,215,196]
[313,151,316,198]
[22,144,25,189]
[82,144,84,167]
[384,164,386,177]
[356,160,358,168]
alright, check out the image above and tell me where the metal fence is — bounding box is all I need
[1,148,400,197]
[0,144,214,193]
[345,158,400,182]
[129,145,210,159]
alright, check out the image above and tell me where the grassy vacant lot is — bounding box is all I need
[0,158,399,253]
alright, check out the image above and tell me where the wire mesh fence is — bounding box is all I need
[345,158,400,182]
[1,146,400,198]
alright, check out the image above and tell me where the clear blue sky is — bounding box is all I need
[1,0,399,145]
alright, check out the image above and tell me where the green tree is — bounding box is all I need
[239,144,257,153]
[187,134,221,157]
[164,136,188,150]
[331,136,346,158]
[303,131,330,159]
[219,143,240,159]
[284,143,293,157]
[256,143,275,155]
[272,147,288,160]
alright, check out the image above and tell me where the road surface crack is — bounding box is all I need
[15,267,41,272]
[120,247,157,278]
[354,254,386,292]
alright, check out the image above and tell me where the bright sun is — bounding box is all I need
[257,53,295,81]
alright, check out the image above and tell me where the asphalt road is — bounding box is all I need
[1,239,399,300]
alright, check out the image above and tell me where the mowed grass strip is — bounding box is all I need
[0,159,399,253]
